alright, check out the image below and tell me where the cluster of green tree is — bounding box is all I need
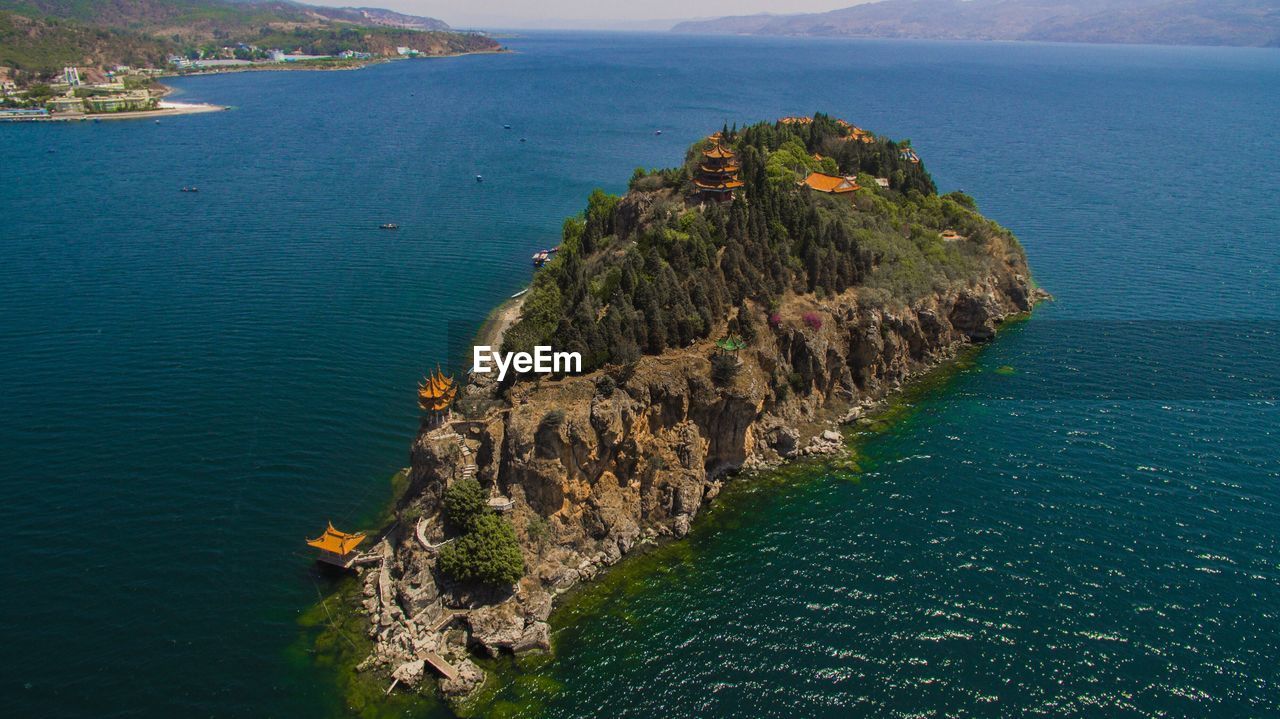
[436,478,524,588]
[500,114,1025,376]
[0,11,172,75]
[712,113,936,196]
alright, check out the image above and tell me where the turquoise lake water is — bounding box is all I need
[2,32,1278,718]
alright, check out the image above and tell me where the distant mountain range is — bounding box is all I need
[0,0,494,76]
[672,0,1280,48]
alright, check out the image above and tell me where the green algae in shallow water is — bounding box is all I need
[292,469,453,719]
[293,578,439,719]
[995,365,1017,375]
[452,653,560,719]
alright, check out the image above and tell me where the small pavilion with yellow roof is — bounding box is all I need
[306,522,368,568]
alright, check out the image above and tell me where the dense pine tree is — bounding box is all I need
[499,115,1023,375]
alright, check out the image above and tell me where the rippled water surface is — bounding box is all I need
[2,32,1278,718]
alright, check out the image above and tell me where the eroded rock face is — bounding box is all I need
[466,603,528,657]
[396,554,443,620]
[391,659,425,689]
[361,269,1044,701]
[512,621,551,653]
[440,658,485,698]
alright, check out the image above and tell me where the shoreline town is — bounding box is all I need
[0,45,503,123]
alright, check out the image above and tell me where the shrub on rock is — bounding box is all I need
[443,477,487,531]
[438,513,525,587]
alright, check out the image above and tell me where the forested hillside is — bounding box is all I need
[501,114,1028,374]
[0,0,493,75]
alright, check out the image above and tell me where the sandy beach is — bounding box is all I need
[1,101,227,123]
[475,290,527,348]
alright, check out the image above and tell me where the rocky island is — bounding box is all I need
[330,114,1047,706]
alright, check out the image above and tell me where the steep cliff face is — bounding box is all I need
[353,251,1044,698]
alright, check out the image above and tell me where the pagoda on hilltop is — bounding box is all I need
[693,136,744,201]
[418,366,457,425]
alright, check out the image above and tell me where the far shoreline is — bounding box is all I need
[1,49,509,124]
[157,47,510,82]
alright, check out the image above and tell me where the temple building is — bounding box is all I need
[801,172,861,194]
[306,522,367,568]
[694,140,744,201]
[715,335,747,353]
[780,115,875,143]
[846,124,874,144]
[779,116,813,126]
[418,366,457,424]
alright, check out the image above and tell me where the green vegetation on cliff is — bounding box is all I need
[501,113,1027,374]
[439,478,525,587]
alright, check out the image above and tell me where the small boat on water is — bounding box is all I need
[531,245,561,268]
[655,130,662,135]
[380,223,399,230]
[520,138,527,143]
[503,124,512,130]
[476,175,483,182]
[510,288,528,299]
[180,187,199,193]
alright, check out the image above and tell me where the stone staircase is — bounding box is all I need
[451,431,478,481]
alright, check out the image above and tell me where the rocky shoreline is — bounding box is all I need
[344,269,1048,702]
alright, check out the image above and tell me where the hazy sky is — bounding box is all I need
[307,0,869,28]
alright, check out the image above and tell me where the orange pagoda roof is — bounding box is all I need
[694,178,745,190]
[418,367,457,411]
[699,163,740,174]
[703,143,735,159]
[779,115,874,142]
[801,172,860,194]
[307,522,366,555]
